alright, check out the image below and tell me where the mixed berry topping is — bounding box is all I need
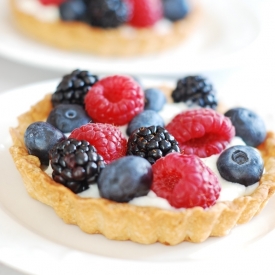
[151,153,221,208]
[39,0,191,29]
[84,75,144,126]
[98,156,153,202]
[217,145,264,187]
[49,138,106,193]
[24,70,267,210]
[224,107,267,147]
[171,75,218,109]
[127,125,180,164]
[166,108,235,158]
[51,69,98,107]
[69,122,127,163]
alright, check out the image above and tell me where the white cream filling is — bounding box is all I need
[15,0,60,22]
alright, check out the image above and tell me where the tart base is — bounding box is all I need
[9,94,275,245]
[9,0,202,57]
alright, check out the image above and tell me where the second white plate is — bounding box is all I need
[0,0,261,76]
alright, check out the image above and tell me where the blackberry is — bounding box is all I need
[49,138,106,194]
[127,125,180,165]
[171,75,218,109]
[86,0,130,28]
[51,69,98,107]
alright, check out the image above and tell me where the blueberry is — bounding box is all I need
[24,122,66,166]
[217,145,264,186]
[46,104,91,133]
[162,0,190,22]
[59,0,87,21]
[224,107,266,147]
[144,88,167,112]
[97,156,153,202]
[126,110,165,136]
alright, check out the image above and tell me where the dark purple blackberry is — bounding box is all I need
[49,138,106,194]
[51,69,98,107]
[127,125,180,165]
[171,75,218,109]
[86,0,130,28]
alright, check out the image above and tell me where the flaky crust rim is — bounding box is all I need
[9,0,202,56]
[9,94,275,245]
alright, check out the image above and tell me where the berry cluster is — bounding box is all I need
[24,70,267,209]
[39,0,191,28]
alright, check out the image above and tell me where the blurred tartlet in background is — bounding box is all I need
[9,0,202,56]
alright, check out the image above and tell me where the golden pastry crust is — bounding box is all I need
[9,93,275,245]
[9,0,202,56]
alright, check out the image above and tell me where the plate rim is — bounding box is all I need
[0,0,262,76]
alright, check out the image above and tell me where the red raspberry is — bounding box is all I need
[69,123,127,164]
[151,153,221,209]
[126,0,163,28]
[39,0,65,5]
[166,109,235,158]
[85,75,144,126]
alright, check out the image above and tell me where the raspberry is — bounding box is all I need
[85,75,144,126]
[69,123,127,163]
[39,0,65,5]
[166,109,235,158]
[126,0,163,28]
[151,153,221,208]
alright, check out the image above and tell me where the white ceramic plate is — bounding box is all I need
[0,0,261,76]
[1,75,275,275]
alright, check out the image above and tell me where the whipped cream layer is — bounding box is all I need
[15,0,59,22]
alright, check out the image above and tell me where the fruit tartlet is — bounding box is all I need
[9,70,275,245]
[9,0,201,56]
